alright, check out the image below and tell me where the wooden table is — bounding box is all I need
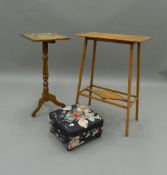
[75,32,151,136]
[21,33,70,117]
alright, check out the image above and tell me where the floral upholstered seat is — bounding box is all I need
[49,104,103,150]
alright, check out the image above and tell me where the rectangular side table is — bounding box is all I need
[75,32,151,136]
[21,33,70,117]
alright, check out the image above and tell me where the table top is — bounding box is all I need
[21,33,70,42]
[76,32,151,43]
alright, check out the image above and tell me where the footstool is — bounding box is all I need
[49,104,103,151]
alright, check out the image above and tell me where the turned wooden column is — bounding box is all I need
[31,41,66,117]
[42,42,49,96]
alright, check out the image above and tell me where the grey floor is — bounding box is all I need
[0,74,167,175]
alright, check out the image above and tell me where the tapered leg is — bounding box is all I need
[125,43,134,136]
[75,38,88,104]
[88,40,97,105]
[32,42,65,117]
[135,43,141,121]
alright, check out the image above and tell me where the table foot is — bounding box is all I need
[32,98,44,117]
[32,94,65,117]
[48,94,65,108]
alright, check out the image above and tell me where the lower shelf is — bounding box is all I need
[79,84,137,109]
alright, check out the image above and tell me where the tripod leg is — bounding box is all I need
[49,94,65,108]
[32,98,45,117]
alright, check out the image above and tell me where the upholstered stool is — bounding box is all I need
[49,104,103,151]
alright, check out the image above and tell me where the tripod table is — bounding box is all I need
[22,33,70,117]
[75,32,151,136]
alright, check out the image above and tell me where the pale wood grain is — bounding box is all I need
[91,89,127,101]
[125,44,134,136]
[76,32,151,43]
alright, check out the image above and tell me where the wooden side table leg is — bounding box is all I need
[32,41,49,117]
[48,93,65,108]
[88,40,97,105]
[135,43,141,121]
[125,43,134,136]
[75,38,88,104]
[32,42,65,117]
[32,98,45,117]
